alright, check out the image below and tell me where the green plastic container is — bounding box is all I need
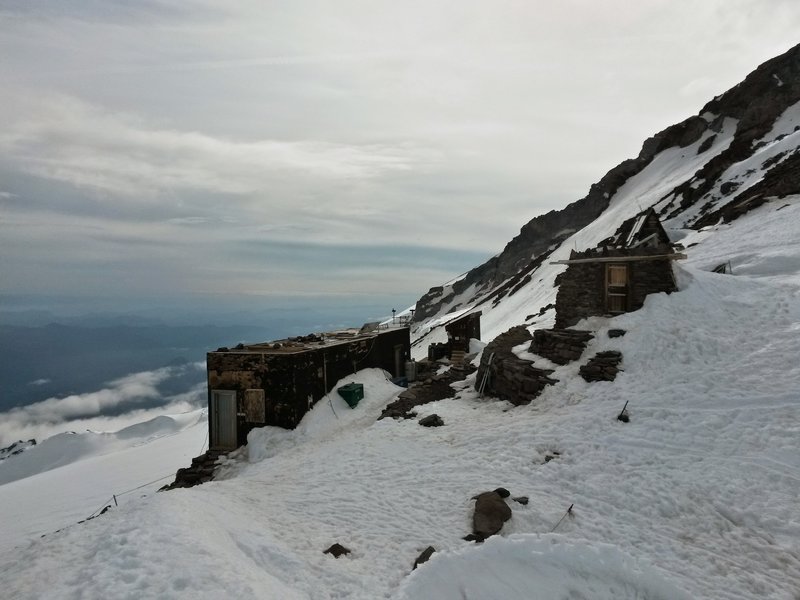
[337,383,364,408]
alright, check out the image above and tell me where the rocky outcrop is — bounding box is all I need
[413,43,800,324]
[693,149,800,228]
[662,44,800,226]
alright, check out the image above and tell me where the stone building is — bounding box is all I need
[207,325,410,450]
[554,208,684,328]
[428,311,482,361]
[445,311,482,353]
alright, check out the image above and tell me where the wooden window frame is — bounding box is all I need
[605,264,629,314]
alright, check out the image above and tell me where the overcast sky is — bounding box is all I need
[1,1,798,314]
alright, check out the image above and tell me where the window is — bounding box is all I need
[243,389,266,423]
[607,265,628,287]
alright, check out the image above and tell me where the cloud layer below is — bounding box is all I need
[0,364,206,447]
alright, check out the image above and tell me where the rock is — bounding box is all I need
[512,496,529,505]
[608,329,626,338]
[720,181,741,196]
[471,488,512,542]
[323,543,351,558]
[413,546,436,570]
[419,414,444,427]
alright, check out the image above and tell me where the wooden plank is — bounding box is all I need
[551,253,687,265]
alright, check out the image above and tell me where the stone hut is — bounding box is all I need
[207,326,410,450]
[428,311,482,361]
[554,209,683,328]
[445,311,482,353]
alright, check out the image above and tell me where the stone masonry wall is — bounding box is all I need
[554,259,605,329]
[530,329,594,365]
[475,326,557,406]
[555,249,676,328]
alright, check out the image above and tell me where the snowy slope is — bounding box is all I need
[0,410,207,552]
[1,198,799,597]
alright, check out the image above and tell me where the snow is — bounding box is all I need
[397,536,693,600]
[1,152,800,597]
[0,411,205,486]
[0,410,207,552]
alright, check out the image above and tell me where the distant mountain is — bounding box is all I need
[412,42,800,326]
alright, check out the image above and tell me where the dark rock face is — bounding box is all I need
[663,45,800,225]
[323,543,351,558]
[471,489,512,541]
[412,113,725,323]
[418,414,444,427]
[413,546,436,570]
[580,351,623,382]
[694,149,800,228]
[530,329,593,365]
[475,326,557,405]
[608,329,627,338]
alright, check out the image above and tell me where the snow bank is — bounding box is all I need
[397,535,692,600]
[245,368,403,464]
[0,410,207,551]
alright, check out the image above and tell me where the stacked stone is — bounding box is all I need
[163,449,223,490]
[476,325,558,406]
[379,362,476,420]
[579,351,623,382]
[530,329,594,365]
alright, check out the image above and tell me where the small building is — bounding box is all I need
[427,311,482,361]
[445,311,482,353]
[207,325,410,450]
[553,209,684,328]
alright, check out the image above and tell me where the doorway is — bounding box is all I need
[606,264,629,314]
[210,390,237,450]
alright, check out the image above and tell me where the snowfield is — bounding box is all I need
[1,197,799,598]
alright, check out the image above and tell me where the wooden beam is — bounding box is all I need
[551,253,687,265]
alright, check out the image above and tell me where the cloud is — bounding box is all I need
[1,0,799,305]
[0,364,206,447]
[0,93,425,198]
[28,379,51,386]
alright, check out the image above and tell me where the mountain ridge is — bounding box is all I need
[413,41,800,324]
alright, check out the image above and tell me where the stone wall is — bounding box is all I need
[207,327,410,445]
[579,351,623,382]
[555,248,677,328]
[475,326,557,406]
[530,329,593,365]
[554,258,605,329]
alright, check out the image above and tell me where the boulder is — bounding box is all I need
[470,488,512,542]
[419,414,444,427]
